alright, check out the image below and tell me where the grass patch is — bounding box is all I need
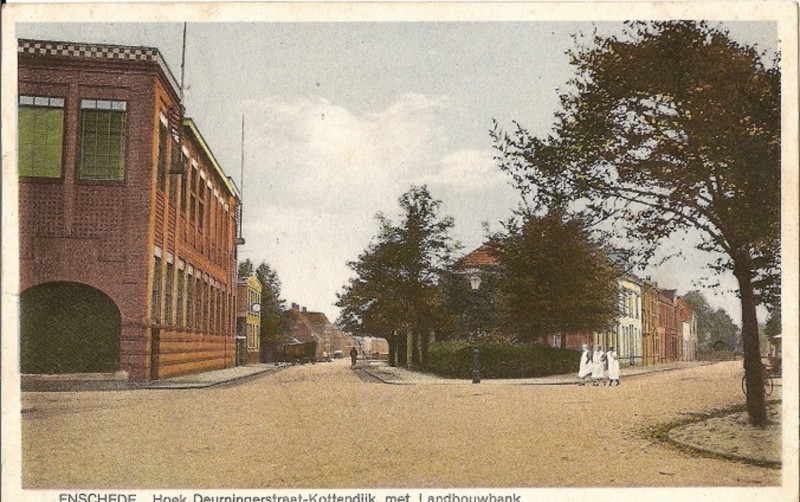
[642,400,782,469]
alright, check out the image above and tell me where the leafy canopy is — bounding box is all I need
[492,21,780,307]
[496,209,620,341]
[239,259,287,342]
[491,20,779,425]
[336,185,458,343]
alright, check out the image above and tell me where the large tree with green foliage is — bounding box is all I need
[496,209,620,342]
[336,185,458,368]
[491,21,779,424]
[440,259,504,342]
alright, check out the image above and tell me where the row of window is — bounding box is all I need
[155,115,233,267]
[151,252,233,335]
[19,95,126,180]
[619,288,641,320]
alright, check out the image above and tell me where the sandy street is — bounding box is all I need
[20,360,779,488]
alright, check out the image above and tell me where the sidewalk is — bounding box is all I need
[143,363,288,389]
[356,359,708,385]
[21,363,288,392]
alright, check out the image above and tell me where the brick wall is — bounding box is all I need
[18,46,239,380]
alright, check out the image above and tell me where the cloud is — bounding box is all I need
[242,93,452,217]
[419,148,508,192]
[239,92,478,317]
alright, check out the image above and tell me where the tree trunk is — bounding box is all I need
[734,250,767,426]
[388,331,397,367]
[406,329,414,369]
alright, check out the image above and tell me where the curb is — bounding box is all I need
[666,431,781,467]
[142,366,287,390]
[357,361,702,386]
[21,365,288,392]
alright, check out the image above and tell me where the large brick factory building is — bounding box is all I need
[17,39,242,380]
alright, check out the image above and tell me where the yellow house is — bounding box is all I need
[641,281,660,366]
[237,275,262,365]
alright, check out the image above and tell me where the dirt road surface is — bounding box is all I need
[20,359,780,488]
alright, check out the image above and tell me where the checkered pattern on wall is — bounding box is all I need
[18,39,180,95]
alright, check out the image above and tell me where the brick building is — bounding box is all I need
[17,39,241,380]
[657,289,681,363]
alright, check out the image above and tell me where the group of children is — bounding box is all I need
[578,344,621,386]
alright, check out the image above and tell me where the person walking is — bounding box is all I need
[606,346,620,386]
[349,346,359,367]
[578,344,592,385]
[591,345,605,386]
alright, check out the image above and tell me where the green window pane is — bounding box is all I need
[79,102,126,181]
[18,104,64,178]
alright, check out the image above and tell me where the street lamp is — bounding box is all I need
[470,274,481,384]
[470,275,482,291]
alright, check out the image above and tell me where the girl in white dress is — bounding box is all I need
[606,346,620,386]
[578,344,592,385]
[591,345,605,386]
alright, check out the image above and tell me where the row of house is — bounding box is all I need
[459,243,698,365]
[17,39,244,381]
[282,303,357,362]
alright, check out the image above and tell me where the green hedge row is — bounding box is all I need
[424,341,580,379]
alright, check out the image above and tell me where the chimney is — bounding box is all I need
[302,306,307,313]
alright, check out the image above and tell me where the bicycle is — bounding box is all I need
[741,362,774,397]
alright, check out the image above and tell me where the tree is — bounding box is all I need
[238,259,255,278]
[440,262,505,342]
[336,185,458,368]
[496,209,620,342]
[491,22,779,424]
[764,299,781,340]
[682,290,740,352]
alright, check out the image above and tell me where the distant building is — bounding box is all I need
[281,304,356,361]
[617,276,643,365]
[658,289,681,362]
[237,275,262,365]
[354,336,390,360]
[641,280,660,366]
[677,297,697,362]
[17,39,241,380]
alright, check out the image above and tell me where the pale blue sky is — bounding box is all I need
[15,18,779,323]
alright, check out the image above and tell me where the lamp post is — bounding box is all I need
[470,274,482,384]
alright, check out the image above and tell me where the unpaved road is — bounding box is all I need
[20,359,779,488]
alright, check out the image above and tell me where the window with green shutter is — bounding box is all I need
[78,99,127,180]
[157,120,168,190]
[18,95,65,178]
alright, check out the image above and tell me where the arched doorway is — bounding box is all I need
[20,282,120,374]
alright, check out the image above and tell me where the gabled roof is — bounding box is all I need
[284,308,320,344]
[457,242,501,268]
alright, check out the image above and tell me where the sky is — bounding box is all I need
[15,16,779,325]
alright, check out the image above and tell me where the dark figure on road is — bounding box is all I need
[350,346,358,367]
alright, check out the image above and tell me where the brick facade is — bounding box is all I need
[18,39,240,380]
[657,289,681,363]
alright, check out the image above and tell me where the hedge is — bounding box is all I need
[424,341,580,379]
